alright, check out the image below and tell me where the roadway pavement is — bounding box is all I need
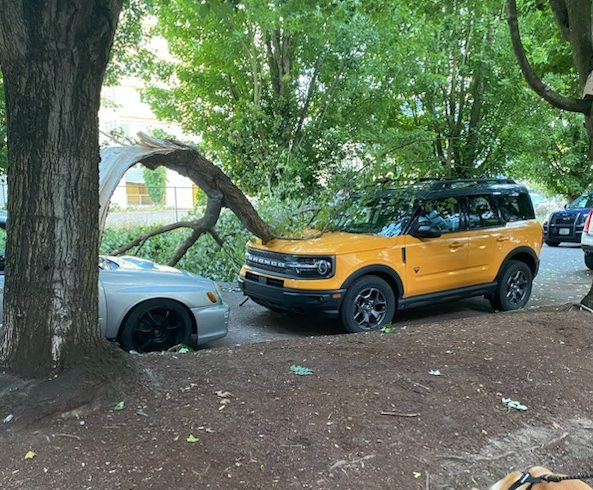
[211,244,593,348]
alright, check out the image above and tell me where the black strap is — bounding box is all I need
[507,470,593,489]
[507,472,543,490]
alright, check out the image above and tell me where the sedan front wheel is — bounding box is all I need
[119,299,193,353]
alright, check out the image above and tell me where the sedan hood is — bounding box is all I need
[249,232,404,256]
[101,255,182,273]
[99,256,216,290]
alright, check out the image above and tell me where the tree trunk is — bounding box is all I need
[0,1,123,377]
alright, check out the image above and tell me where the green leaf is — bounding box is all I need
[24,451,36,460]
[205,427,215,433]
[380,325,397,334]
[290,365,313,376]
[502,398,528,411]
[114,401,125,411]
[186,434,199,443]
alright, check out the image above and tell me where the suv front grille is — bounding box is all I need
[245,249,289,274]
[552,213,577,225]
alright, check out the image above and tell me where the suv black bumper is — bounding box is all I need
[238,276,345,318]
[544,223,584,243]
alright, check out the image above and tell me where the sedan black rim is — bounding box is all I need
[133,307,185,352]
[353,287,387,330]
[506,270,528,305]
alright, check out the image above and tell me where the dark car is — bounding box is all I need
[543,192,593,246]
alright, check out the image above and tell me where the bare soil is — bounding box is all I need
[1,306,593,489]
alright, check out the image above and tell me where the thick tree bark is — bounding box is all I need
[0,1,123,376]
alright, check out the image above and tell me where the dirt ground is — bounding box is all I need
[1,306,593,489]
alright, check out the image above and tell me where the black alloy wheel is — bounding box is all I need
[119,299,193,353]
[340,275,396,333]
[490,260,533,311]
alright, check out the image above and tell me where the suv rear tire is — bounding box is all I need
[545,240,560,247]
[490,260,533,312]
[585,253,593,270]
[340,275,396,333]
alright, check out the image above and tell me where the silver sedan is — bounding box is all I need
[0,214,229,353]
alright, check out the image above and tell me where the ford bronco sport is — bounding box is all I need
[239,179,543,333]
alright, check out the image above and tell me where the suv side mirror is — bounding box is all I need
[411,225,441,239]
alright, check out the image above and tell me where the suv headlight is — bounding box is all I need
[285,256,335,278]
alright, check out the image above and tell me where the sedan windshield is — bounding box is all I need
[568,194,593,209]
[329,188,417,236]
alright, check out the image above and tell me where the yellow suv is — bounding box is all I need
[239,179,543,333]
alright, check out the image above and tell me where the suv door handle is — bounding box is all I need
[449,241,464,249]
[496,236,510,242]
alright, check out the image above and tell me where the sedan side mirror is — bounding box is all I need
[411,225,442,239]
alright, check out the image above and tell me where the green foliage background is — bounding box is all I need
[3,0,593,198]
[101,197,318,280]
[143,167,167,205]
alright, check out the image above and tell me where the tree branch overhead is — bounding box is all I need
[506,0,591,114]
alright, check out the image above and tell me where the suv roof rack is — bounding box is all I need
[428,178,517,190]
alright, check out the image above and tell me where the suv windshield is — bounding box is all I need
[568,194,593,209]
[330,188,417,236]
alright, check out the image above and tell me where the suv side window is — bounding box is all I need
[415,197,462,233]
[467,195,503,229]
[496,193,535,222]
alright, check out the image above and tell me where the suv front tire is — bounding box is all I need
[340,275,396,333]
[490,260,533,311]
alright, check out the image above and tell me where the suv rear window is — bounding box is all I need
[495,193,535,222]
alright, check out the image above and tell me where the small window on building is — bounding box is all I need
[496,193,535,222]
[467,195,503,229]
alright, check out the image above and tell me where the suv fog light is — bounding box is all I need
[316,259,331,276]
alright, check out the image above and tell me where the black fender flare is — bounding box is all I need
[496,246,540,281]
[340,265,404,299]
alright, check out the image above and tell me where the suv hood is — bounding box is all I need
[552,208,590,215]
[250,232,403,256]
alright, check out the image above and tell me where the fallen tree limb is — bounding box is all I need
[100,133,274,243]
[100,133,275,265]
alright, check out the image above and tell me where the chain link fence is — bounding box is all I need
[0,183,199,229]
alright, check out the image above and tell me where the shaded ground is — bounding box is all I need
[1,306,593,489]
